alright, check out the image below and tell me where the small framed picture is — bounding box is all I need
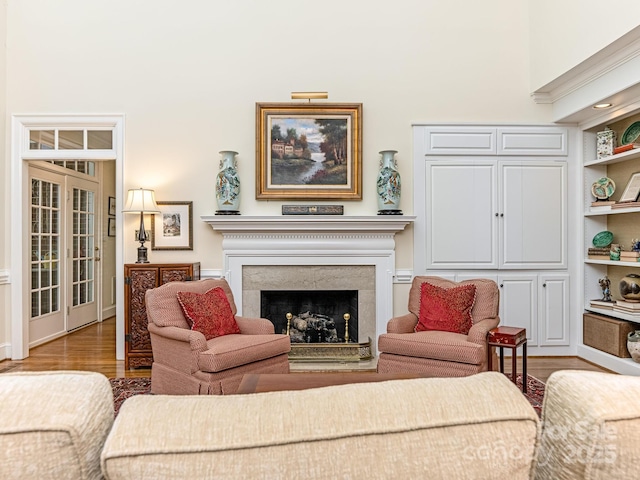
[107,217,116,237]
[619,172,640,203]
[108,196,116,216]
[151,201,193,250]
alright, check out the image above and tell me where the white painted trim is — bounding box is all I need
[394,270,413,284]
[0,270,9,284]
[0,343,10,362]
[10,114,125,360]
[200,269,225,279]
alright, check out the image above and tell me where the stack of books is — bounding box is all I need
[611,201,640,209]
[590,200,615,212]
[587,247,611,260]
[613,299,640,315]
[590,299,614,309]
[620,251,640,262]
[613,143,640,155]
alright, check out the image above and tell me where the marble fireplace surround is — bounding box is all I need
[201,216,414,356]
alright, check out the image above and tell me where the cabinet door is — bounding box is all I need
[500,161,567,269]
[539,274,570,346]
[426,161,498,269]
[125,266,159,365]
[498,275,538,346]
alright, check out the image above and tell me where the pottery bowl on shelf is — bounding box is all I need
[620,274,640,302]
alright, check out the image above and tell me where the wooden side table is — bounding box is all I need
[487,326,527,393]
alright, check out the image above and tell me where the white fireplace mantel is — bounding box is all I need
[201,215,415,353]
[201,215,415,236]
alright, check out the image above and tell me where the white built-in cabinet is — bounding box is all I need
[413,125,571,353]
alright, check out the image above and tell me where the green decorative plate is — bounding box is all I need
[592,230,614,248]
[591,177,616,200]
[621,121,640,145]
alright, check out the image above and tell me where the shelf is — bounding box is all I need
[577,344,640,375]
[584,147,640,167]
[585,306,640,323]
[584,259,640,267]
[585,206,640,216]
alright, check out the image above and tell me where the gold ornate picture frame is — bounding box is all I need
[256,102,362,200]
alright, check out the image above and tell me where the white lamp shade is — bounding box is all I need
[122,188,161,213]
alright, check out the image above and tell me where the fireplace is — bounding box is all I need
[261,290,358,343]
[201,215,414,360]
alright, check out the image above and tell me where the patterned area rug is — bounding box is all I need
[109,374,545,417]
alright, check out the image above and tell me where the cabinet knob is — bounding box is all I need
[500,284,503,288]
[495,213,499,217]
[543,283,547,287]
[500,213,504,217]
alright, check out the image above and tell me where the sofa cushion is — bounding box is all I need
[177,287,240,339]
[0,371,114,480]
[197,334,292,372]
[146,279,238,329]
[101,372,539,479]
[377,330,486,365]
[416,282,476,334]
[535,370,640,480]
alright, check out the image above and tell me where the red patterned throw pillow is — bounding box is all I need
[415,282,476,335]
[176,287,240,340]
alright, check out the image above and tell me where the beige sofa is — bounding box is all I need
[2,370,640,479]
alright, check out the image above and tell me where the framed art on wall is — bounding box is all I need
[255,102,362,200]
[151,201,193,250]
[108,196,116,216]
[107,217,116,237]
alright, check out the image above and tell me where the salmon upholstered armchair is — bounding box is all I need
[146,278,291,395]
[377,276,500,377]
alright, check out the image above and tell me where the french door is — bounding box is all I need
[29,165,98,345]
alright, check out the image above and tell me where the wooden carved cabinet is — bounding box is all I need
[124,262,200,368]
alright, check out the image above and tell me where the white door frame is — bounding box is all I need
[10,114,125,360]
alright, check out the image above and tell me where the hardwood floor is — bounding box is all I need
[0,316,612,382]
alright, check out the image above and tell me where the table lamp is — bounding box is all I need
[122,188,160,263]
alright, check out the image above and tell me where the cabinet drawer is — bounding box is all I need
[424,127,496,155]
[497,127,568,156]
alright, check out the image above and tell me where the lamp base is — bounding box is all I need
[136,245,150,264]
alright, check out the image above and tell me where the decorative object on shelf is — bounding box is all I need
[632,238,640,251]
[618,172,640,203]
[610,243,621,261]
[592,230,613,248]
[215,150,241,214]
[376,150,402,215]
[255,102,362,200]
[596,127,616,159]
[620,273,640,302]
[627,331,640,362]
[122,188,161,263]
[590,177,616,200]
[151,201,193,250]
[599,276,612,302]
[281,205,344,215]
[621,121,640,145]
[613,143,640,155]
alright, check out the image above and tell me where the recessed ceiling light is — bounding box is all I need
[593,103,613,109]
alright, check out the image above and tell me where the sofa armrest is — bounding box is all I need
[235,316,276,335]
[467,317,500,345]
[148,323,208,351]
[386,313,419,334]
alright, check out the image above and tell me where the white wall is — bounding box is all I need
[0,0,8,359]
[529,0,640,91]
[6,0,627,355]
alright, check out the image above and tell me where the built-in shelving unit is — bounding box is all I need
[580,115,640,374]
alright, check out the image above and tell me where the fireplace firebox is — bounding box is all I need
[261,290,358,343]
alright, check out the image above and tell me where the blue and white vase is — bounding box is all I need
[376,150,402,214]
[215,150,240,214]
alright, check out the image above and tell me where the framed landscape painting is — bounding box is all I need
[256,102,362,199]
[151,201,193,250]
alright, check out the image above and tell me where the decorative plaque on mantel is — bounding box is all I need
[282,205,344,215]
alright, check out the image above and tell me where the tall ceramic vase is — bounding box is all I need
[215,150,240,215]
[376,150,402,215]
